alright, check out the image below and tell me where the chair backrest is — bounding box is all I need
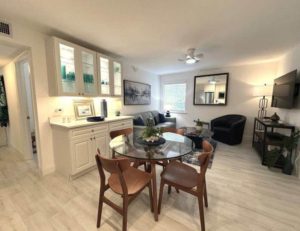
[110,128,133,139]
[197,140,213,187]
[95,150,129,195]
[163,127,185,135]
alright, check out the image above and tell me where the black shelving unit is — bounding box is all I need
[252,118,295,168]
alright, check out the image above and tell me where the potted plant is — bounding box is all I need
[194,119,203,132]
[266,130,300,175]
[140,118,164,145]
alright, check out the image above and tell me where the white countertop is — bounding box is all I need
[49,116,133,129]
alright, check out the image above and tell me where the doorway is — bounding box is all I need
[16,56,37,161]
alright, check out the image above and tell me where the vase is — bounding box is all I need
[195,125,203,132]
[270,112,280,122]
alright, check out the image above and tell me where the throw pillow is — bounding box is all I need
[159,113,166,123]
[133,116,145,126]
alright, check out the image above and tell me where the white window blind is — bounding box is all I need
[163,83,186,112]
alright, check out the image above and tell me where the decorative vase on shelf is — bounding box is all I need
[194,118,203,133]
[196,125,203,132]
[270,112,280,122]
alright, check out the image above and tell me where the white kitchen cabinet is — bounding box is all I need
[112,60,122,96]
[50,117,133,179]
[46,37,98,96]
[97,54,123,97]
[71,135,92,174]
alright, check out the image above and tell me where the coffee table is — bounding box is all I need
[181,127,213,149]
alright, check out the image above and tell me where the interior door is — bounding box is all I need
[16,59,34,160]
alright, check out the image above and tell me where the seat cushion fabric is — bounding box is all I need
[155,122,175,128]
[162,161,198,189]
[108,167,151,195]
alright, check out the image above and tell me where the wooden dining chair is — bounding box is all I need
[95,150,153,231]
[110,128,133,158]
[162,127,185,135]
[158,140,213,231]
[110,128,147,170]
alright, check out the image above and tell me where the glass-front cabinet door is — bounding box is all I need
[80,49,97,96]
[98,55,111,96]
[58,42,78,95]
[113,61,122,96]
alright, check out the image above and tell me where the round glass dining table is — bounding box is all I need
[109,132,193,221]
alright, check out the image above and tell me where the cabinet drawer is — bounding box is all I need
[109,119,133,131]
[72,124,108,137]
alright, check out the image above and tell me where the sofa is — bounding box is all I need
[131,110,176,139]
[211,114,246,145]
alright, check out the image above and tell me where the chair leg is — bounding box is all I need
[96,189,104,228]
[158,180,165,214]
[203,181,208,208]
[198,193,205,231]
[122,197,129,231]
[148,182,154,212]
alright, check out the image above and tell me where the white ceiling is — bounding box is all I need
[1,0,300,75]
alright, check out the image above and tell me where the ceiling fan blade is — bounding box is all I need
[194,53,204,60]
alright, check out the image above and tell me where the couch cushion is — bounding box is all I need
[158,113,166,123]
[155,122,175,128]
[133,116,145,126]
[151,111,160,125]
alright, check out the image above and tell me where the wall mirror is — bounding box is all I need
[193,73,229,105]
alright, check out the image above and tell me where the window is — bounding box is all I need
[163,83,186,113]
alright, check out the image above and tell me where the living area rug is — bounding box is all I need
[182,139,217,169]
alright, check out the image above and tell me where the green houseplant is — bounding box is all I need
[194,119,203,132]
[141,118,163,143]
[266,130,300,175]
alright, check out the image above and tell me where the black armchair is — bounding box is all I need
[211,114,246,145]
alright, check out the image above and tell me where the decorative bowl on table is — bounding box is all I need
[137,136,166,146]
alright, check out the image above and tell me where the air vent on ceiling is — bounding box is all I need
[0,20,12,38]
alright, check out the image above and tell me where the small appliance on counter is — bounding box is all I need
[86,116,105,122]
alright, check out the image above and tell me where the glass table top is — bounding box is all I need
[109,132,193,161]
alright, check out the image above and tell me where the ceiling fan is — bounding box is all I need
[178,48,204,64]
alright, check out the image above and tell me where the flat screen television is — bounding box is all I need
[271,70,298,109]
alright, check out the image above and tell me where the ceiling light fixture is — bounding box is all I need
[178,48,203,65]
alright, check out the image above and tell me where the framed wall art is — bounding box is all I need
[73,100,95,120]
[123,80,151,105]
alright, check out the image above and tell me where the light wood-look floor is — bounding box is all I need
[1,143,300,231]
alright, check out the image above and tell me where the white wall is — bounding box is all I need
[160,62,279,142]
[277,44,300,178]
[121,63,160,115]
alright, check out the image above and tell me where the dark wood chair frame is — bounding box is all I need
[95,152,153,231]
[158,140,213,231]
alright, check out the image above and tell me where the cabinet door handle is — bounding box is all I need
[90,138,92,141]
[94,137,96,140]
[78,93,81,96]
[91,129,94,132]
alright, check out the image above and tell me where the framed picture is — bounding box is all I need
[124,80,151,105]
[73,100,95,120]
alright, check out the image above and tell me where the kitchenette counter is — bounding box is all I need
[49,116,134,129]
